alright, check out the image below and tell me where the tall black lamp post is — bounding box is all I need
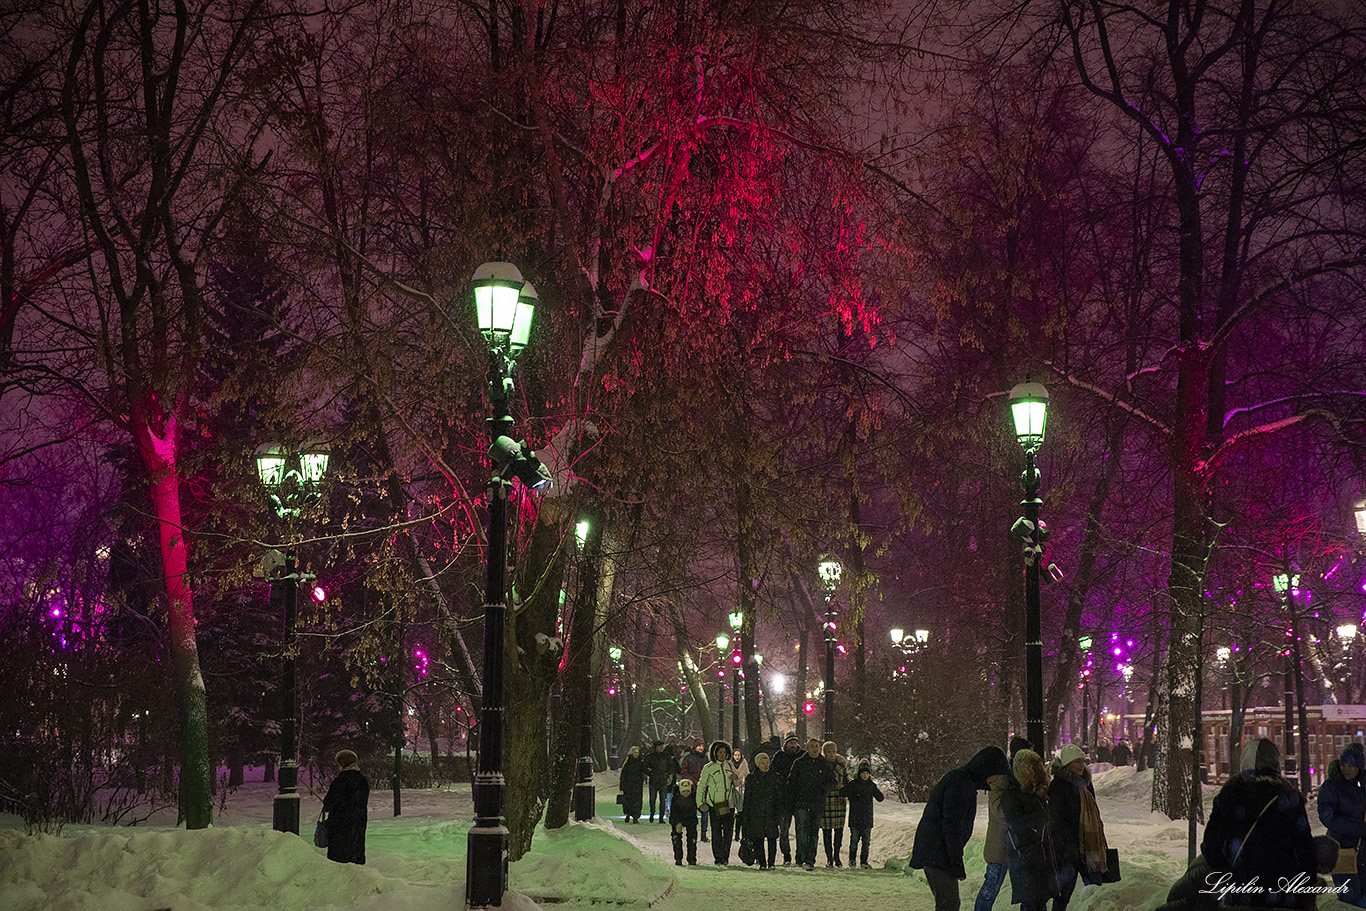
[254,439,330,836]
[1009,379,1049,756]
[818,557,841,742]
[466,261,551,909]
[573,518,596,822]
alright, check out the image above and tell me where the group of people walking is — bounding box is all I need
[910,738,1113,911]
[619,734,884,870]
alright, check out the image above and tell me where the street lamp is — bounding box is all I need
[1354,498,1366,536]
[1009,379,1049,756]
[715,633,729,741]
[467,261,550,909]
[728,610,743,752]
[1078,635,1093,750]
[818,556,841,741]
[1274,570,1304,780]
[253,439,330,836]
[608,645,624,767]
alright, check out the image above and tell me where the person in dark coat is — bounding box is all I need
[909,745,1012,911]
[322,749,370,864]
[787,736,837,870]
[744,752,781,869]
[644,740,677,822]
[1202,738,1318,909]
[1001,749,1060,911]
[770,734,802,864]
[1048,743,1110,909]
[1111,740,1132,767]
[840,760,884,869]
[618,745,646,822]
[669,777,700,865]
[679,738,709,842]
[1319,745,1366,906]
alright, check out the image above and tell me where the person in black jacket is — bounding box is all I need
[1001,749,1060,911]
[619,745,646,823]
[909,746,1012,911]
[840,760,885,869]
[770,734,802,864]
[1202,738,1318,909]
[1318,745,1366,905]
[787,737,837,870]
[322,749,370,864]
[744,752,781,869]
[669,777,700,865]
[1048,743,1108,910]
[644,741,676,823]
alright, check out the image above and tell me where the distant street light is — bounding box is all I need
[1009,379,1049,755]
[715,633,729,741]
[818,557,841,741]
[1355,498,1366,536]
[467,261,549,909]
[728,610,743,752]
[253,439,330,836]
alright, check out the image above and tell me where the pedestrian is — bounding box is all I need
[822,740,849,867]
[909,746,1012,911]
[770,734,803,865]
[1048,743,1110,910]
[645,740,677,823]
[732,748,750,843]
[698,740,740,865]
[670,777,700,866]
[680,738,709,842]
[840,759,884,869]
[1319,744,1366,906]
[321,748,370,864]
[787,737,837,870]
[1111,740,1132,767]
[976,753,1012,911]
[744,752,781,869]
[1001,749,1061,911]
[1095,740,1112,765]
[1009,736,1033,763]
[1202,738,1317,908]
[618,744,646,823]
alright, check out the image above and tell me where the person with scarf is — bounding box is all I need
[821,740,849,867]
[697,740,740,865]
[1047,743,1108,911]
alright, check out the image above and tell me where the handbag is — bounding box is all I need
[1102,847,1121,883]
[1333,839,1360,875]
[313,811,329,849]
[615,793,624,805]
[713,799,732,814]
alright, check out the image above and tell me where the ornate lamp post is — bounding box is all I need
[1078,635,1093,750]
[253,439,330,836]
[573,516,595,822]
[715,633,729,741]
[818,557,841,742]
[466,262,550,909]
[608,645,624,767]
[1274,570,1302,780]
[1009,379,1049,756]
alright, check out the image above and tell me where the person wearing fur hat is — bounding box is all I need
[840,759,884,869]
[1001,749,1060,911]
[680,738,709,841]
[669,777,700,865]
[1202,738,1317,908]
[910,746,1012,911]
[697,740,740,864]
[321,749,369,864]
[744,752,781,869]
[1048,742,1108,911]
[771,734,802,864]
[1318,744,1366,904]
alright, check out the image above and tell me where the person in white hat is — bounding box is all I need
[1048,743,1107,911]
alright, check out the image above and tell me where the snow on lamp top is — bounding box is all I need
[1009,380,1049,452]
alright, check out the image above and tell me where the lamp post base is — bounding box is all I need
[573,781,596,822]
[466,824,509,907]
[272,792,300,835]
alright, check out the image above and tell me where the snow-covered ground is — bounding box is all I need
[0,764,1351,910]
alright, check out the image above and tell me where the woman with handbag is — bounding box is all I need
[1048,743,1110,910]
[321,749,370,864]
[1318,745,1366,906]
[697,740,739,865]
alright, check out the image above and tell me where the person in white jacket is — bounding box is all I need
[697,740,740,865]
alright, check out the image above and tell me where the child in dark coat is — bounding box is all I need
[840,760,885,868]
[669,778,700,865]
